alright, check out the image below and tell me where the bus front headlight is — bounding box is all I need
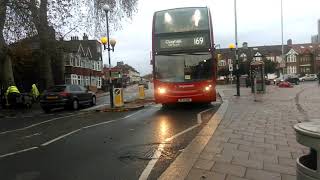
[158,87,167,94]
[204,85,212,91]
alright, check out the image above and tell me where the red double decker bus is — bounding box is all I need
[152,7,216,105]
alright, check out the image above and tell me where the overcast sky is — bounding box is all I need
[107,0,320,75]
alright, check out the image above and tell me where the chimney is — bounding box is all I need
[242,42,248,49]
[287,39,292,45]
[83,33,88,40]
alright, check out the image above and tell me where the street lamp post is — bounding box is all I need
[233,0,240,96]
[280,0,284,75]
[101,4,117,108]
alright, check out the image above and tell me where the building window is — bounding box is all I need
[71,74,78,85]
[65,74,71,84]
[77,75,84,86]
[85,76,90,86]
[81,60,85,68]
[98,77,102,88]
[91,61,94,70]
[97,61,102,71]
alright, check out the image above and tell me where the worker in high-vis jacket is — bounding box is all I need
[31,84,40,101]
[5,84,20,106]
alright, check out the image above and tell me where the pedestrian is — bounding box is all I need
[245,76,250,88]
[5,82,21,107]
[31,83,40,102]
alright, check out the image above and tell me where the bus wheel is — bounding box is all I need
[162,103,169,109]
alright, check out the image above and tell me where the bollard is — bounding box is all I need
[138,85,145,100]
[113,88,124,107]
[294,122,320,180]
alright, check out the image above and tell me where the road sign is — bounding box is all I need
[113,88,124,107]
[229,64,233,72]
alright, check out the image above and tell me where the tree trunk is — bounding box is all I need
[38,31,54,89]
[30,0,54,89]
[0,0,14,88]
[1,55,14,87]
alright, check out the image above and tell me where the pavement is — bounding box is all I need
[159,82,318,180]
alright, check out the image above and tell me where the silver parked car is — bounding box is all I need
[299,74,318,81]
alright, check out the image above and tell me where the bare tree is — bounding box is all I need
[0,0,14,88]
[1,0,138,89]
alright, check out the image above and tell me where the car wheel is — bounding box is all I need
[72,99,79,110]
[91,96,96,106]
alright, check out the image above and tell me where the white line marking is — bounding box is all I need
[1,108,151,158]
[138,107,212,180]
[139,143,165,180]
[41,129,81,146]
[0,113,83,135]
[81,120,116,129]
[81,104,109,112]
[41,109,146,146]
[0,147,38,159]
[123,109,144,119]
[21,133,41,139]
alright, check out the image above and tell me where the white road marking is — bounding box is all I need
[0,147,38,159]
[0,108,151,159]
[40,109,147,146]
[139,143,165,180]
[21,133,41,139]
[0,113,84,135]
[81,120,116,129]
[139,107,212,180]
[80,103,110,112]
[41,129,81,146]
[123,109,144,119]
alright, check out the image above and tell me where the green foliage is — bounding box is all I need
[264,59,277,75]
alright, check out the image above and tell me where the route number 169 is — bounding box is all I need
[194,37,204,45]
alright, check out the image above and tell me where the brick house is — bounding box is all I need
[216,41,320,79]
[62,34,103,90]
[216,42,287,78]
[285,44,320,75]
[10,32,103,91]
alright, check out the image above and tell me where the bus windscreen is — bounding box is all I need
[155,52,213,82]
[155,7,209,34]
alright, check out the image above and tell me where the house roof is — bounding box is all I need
[288,43,320,54]
[60,40,102,60]
[217,43,320,59]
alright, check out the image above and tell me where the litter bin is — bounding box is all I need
[294,122,320,180]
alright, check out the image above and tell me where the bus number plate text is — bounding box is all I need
[178,98,192,102]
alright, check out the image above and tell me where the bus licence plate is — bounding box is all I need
[178,98,192,102]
